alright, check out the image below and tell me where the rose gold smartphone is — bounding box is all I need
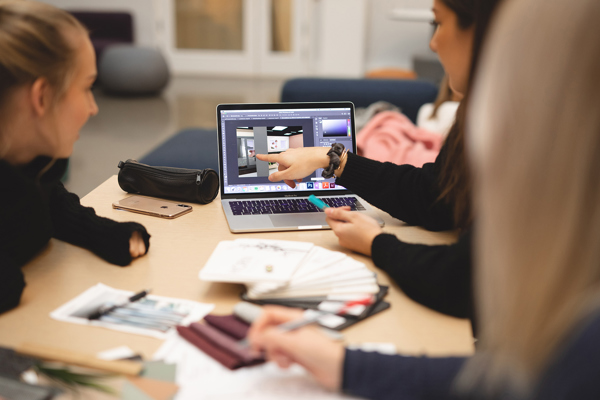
[112,195,192,219]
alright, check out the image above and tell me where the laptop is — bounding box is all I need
[217,102,385,233]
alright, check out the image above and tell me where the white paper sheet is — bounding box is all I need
[96,346,136,361]
[153,333,361,400]
[50,283,214,340]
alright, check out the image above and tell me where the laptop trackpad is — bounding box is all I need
[269,214,328,228]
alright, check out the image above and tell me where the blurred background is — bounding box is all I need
[40,0,442,197]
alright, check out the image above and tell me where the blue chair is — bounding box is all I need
[139,128,219,172]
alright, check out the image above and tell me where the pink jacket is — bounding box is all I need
[356,111,444,167]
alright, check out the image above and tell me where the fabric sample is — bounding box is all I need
[177,316,264,370]
[189,323,259,365]
[203,314,249,340]
[177,326,242,370]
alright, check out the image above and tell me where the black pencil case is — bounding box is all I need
[117,159,219,204]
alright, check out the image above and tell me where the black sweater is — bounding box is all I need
[336,150,473,321]
[0,157,150,314]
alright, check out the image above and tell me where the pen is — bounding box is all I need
[238,298,373,348]
[277,296,374,333]
[308,194,329,210]
[88,289,152,320]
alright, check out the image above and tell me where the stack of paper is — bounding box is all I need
[199,239,380,302]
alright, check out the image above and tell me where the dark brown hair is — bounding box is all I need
[429,74,453,120]
[440,0,475,28]
[437,0,503,230]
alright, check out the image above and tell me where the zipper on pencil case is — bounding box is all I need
[119,160,202,185]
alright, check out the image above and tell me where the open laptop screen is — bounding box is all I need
[217,102,355,197]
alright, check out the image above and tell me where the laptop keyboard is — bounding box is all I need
[229,197,366,215]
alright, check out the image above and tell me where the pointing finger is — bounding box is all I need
[256,153,277,162]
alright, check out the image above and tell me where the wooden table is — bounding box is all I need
[0,175,473,375]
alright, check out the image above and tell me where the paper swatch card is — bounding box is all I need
[246,256,378,299]
[247,246,348,295]
[199,239,313,283]
[200,239,379,303]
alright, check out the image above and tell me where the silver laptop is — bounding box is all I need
[217,102,385,233]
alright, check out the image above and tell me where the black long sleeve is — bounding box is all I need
[372,231,473,320]
[43,181,150,267]
[343,349,465,400]
[335,148,474,322]
[0,252,26,314]
[336,150,454,231]
[0,157,151,314]
[0,159,51,313]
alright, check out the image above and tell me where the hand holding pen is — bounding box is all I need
[88,289,152,320]
[247,305,346,391]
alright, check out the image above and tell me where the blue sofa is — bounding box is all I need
[281,78,437,124]
[139,78,438,171]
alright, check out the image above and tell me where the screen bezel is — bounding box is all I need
[217,101,356,200]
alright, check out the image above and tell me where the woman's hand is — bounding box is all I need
[129,231,146,258]
[325,207,383,256]
[248,306,345,391]
[256,147,330,188]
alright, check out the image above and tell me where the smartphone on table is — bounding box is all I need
[112,195,192,219]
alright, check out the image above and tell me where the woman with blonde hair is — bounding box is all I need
[460,0,600,396]
[249,0,600,397]
[0,1,150,314]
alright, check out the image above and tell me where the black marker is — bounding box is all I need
[88,289,152,320]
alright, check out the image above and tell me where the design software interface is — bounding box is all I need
[220,107,353,195]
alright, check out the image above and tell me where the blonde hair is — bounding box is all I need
[0,0,86,109]
[461,0,600,395]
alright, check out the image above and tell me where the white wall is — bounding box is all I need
[39,0,158,47]
[42,0,435,76]
[365,0,436,71]
[311,0,368,77]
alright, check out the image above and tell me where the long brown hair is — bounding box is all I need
[429,74,454,120]
[436,0,502,230]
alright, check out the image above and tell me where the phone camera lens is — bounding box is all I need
[177,204,187,207]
